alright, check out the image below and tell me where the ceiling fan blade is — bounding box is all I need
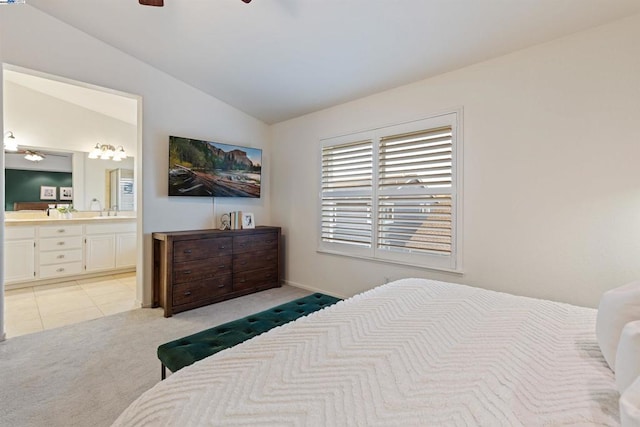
[139,0,164,6]
[138,0,249,6]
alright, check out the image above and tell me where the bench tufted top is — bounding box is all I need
[158,292,341,373]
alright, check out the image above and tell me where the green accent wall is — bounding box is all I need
[5,169,73,211]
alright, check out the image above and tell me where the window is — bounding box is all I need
[319,111,462,271]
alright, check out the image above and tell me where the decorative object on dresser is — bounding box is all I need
[241,212,255,229]
[152,226,282,317]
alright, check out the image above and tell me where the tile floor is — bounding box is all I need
[4,272,138,338]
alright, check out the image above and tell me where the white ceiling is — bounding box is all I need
[26,0,640,124]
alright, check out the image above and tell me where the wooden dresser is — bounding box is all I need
[152,226,282,317]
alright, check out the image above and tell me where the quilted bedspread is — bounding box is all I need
[113,279,619,426]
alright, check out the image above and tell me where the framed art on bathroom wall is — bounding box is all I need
[40,186,56,200]
[60,187,73,200]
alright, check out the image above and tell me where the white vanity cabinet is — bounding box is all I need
[4,226,36,283]
[3,218,137,287]
[39,224,84,279]
[85,222,136,272]
[115,232,137,268]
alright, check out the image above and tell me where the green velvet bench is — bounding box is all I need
[157,292,341,379]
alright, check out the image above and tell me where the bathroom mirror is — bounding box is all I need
[4,147,135,212]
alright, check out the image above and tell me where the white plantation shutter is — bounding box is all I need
[320,138,373,252]
[319,112,461,271]
[377,127,453,257]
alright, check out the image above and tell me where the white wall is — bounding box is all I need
[4,81,137,209]
[269,14,640,308]
[0,6,271,311]
[4,81,137,155]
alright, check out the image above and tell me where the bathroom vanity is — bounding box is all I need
[4,214,136,288]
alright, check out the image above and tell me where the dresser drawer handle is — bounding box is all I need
[57,229,66,233]
[184,249,192,254]
[57,255,65,259]
[219,246,226,249]
[217,284,225,289]
[184,291,192,296]
[57,241,65,246]
[240,261,247,265]
[56,268,65,272]
[183,270,192,275]
[218,264,226,268]
[239,279,246,283]
[238,243,245,247]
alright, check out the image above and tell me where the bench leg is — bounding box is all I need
[161,363,166,381]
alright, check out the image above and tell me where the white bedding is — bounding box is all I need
[114,279,618,426]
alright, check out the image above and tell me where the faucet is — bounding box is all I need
[90,198,103,216]
[111,205,118,217]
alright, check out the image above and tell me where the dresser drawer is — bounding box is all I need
[233,232,278,254]
[233,266,278,291]
[173,255,232,284]
[40,249,83,265]
[173,237,232,262]
[39,261,83,279]
[39,225,83,238]
[233,248,278,273]
[39,236,83,251]
[172,274,232,306]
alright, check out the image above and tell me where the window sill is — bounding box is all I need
[316,248,463,275]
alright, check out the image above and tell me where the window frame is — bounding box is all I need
[317,110,463,273]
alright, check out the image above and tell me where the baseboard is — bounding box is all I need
[6,268,136,291]
[284,280,348,300]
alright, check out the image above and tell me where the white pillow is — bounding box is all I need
[620,376,640,427]
[596,281,640,371]
[616,321,640,393]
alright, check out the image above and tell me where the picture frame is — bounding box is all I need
[242,212,255,229]
[40,186,56,200]
[59,187,73,201]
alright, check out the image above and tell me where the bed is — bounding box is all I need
[113,278,619,426]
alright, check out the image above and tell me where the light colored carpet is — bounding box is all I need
[0,285,311,427]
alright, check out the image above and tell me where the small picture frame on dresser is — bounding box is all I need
[241,212,255,229]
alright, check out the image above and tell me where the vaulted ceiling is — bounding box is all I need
[28,0,640,124]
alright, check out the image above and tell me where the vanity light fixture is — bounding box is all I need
[88,143,127,161]
[3,131,18,152]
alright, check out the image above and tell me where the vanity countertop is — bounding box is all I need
[4,216,136,226]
